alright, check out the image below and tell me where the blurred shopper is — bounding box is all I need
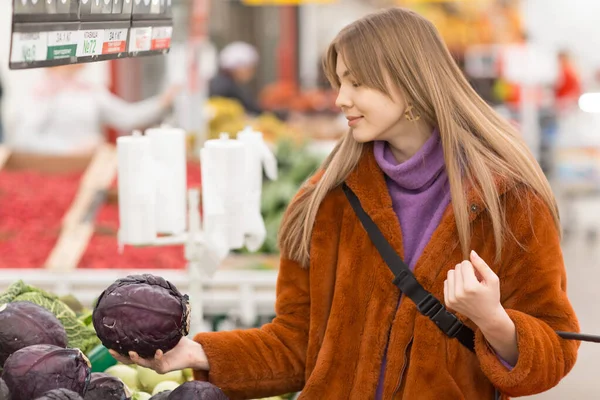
[555,50,582,112]
[209,41,263,115]
[111,8,579,400]
[9,64,178,155]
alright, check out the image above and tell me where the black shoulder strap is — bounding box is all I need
[343,185,600,339]
[342,184,476,352]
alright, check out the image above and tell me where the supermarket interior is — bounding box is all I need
[1,0,600,399]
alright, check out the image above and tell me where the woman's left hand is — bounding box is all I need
[444,250,504,327]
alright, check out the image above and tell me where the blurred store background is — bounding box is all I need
[1,0,600,398]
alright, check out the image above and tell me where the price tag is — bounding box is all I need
[102,29,128,54]
[128,27,152,52]
[77,30,104,57]
[10,32,48,63]
[47,30,78,59]
[151,26,172,51]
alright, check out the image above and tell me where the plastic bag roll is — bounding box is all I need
[117,133,157,245]
[146,127,187,235]
[236,127,278,251]
[201,133,247,249]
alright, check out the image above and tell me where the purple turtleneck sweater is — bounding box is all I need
[372,129,513,398]
[374,129,450,270]
[373,129,451,399]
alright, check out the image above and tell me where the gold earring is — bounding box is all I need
[405,104,421,122]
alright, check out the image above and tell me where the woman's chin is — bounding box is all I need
[351,128,375,143]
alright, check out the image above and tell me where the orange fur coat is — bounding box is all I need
[193,145,580,399]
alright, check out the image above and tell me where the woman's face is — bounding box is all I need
[335,56,408,143]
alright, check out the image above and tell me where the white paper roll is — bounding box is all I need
[236,127,264,196]
[117,133,157,245]
[236,127,277,251]
[201,133,247,249]
[146,127,187,235]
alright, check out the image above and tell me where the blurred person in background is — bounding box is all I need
[8,63,179,155]
[111,7,579,400]
[555,50,582,112]
[209,41,263,115]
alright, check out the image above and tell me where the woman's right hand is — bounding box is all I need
[108,336,210,374]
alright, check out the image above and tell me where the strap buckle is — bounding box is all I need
[417,294,464,338]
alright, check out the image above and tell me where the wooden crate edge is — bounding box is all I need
[46,144,118,271]
[44,223,95,271]
[62,144,118,229]
[0,145,11,171]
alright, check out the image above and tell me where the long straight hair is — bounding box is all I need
[279,7,559,267]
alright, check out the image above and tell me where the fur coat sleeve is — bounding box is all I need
[192,256,310,399]
[475,189,580,398]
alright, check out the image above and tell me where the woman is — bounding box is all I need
[112,8,579,399]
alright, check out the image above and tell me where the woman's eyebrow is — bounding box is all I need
[337,70,351,79]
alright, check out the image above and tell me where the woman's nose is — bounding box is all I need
[335,87,352,109]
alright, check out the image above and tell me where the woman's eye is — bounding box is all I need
[351,82,361,88]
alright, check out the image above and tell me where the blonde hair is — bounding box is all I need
[279,7,559,267]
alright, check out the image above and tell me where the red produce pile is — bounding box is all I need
[0,170,83,268]
[79,161,202,269]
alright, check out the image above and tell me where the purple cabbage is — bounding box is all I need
[0,302,68,367]
[149,391,171,400]
[34,389,83,400]
[92,274,190,358]
[1,344,91,400]
[167,382,229,400]
[83,373,130,400]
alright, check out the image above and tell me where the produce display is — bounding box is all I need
[2,344,91,400]
[92,275,190,358]
[0,278,291,400]
[0,169,82,268]
[0,301,68,366]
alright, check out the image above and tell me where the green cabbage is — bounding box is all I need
[0,281,100,354]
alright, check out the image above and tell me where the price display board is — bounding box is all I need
[10,0,172,69]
